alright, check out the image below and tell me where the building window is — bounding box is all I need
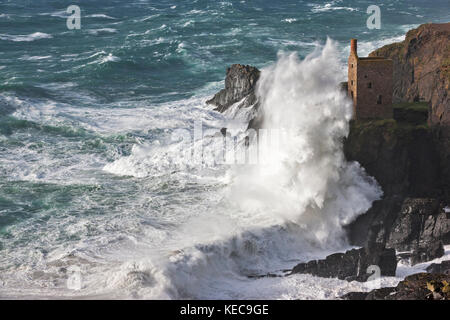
[351,80,354,86]
[367,82,372,88]
[377,95,382,104]
[351,91,354,99]
[351,64,354,68]
[364,75,368,78]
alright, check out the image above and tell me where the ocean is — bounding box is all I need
[0,0,449,299]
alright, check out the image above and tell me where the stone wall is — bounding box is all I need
[356,59,393,119]
[348,39,394,120]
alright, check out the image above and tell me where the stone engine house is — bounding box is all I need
[348,39,393,119]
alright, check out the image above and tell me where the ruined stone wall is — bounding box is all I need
[355,59,393,119]
[348,52,358,116]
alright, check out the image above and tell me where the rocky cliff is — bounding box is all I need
[344,107,449,264]
[369,23,450,127]
[206,64,260,113]
[344,24,450,265]
[368,23,450,202]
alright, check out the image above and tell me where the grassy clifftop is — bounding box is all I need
[349,102,430,141]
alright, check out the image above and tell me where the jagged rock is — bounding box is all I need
[345,196,404,248]
[369,23,450,127]
[247,111,264,131]
[347,197,449,265]
[343,273,450,300]
[290,245,396,282]
[206,64,260,113]
[341,287,396,300]
[386,198,449,264]
[340,291,370,300]
[426,261,450,275]
[344,115,449,265]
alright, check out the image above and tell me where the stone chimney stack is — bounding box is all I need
[351,39,358,57]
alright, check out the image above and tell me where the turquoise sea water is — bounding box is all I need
[0,1,449,299]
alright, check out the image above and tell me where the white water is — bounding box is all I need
[1,40,446,300]
[98,39,384,298]
[229,39,382,244]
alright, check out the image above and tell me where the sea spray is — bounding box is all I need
[228,38,383,246]
[104,40,384,299]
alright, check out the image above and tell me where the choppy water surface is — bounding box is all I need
[0,1,449,299]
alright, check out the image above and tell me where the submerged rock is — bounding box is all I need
[290,244,397,282]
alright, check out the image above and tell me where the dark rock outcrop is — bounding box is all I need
[344,116,449,264]
[369,23,450,127]
[386,198,448,264]
[347,196,449,265]
[435,126,450,200]
[426,261,450,275]
[206,64,260,113]
[290,245,397,282]
[342,273,450,300]
[345,196,404,248]
[344,119,442,198]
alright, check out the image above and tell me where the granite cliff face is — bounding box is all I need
[369,23,450,127]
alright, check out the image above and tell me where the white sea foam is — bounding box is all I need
[86,14,116,19]
[228,39,382,239]
[2,34,444,300]
[311,1,358,13]
[0,32,52,42]
[19,55,52,61]
[87,28,118,36]
[3,41,384,299]
[100,40,384,299]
